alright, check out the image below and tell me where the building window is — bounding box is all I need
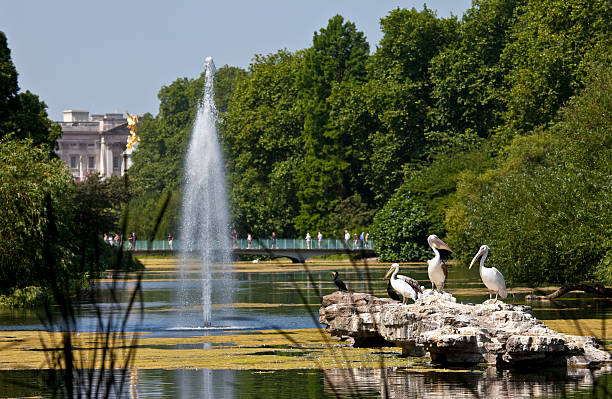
[70,143,77,147]
[89,156,95,169]
[70,156,78,169]
[113,156,119,170]
[88,143,95,148]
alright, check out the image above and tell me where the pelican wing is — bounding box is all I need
[386,280,401,301]
[396,275,423,295]
[441,261,448,281]
[491,267,507,298]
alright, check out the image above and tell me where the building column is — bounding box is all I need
[99,136,106,177]
[106,145,113,178]
[78,155,84,182]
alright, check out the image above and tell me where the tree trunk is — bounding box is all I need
[526,283,612,300]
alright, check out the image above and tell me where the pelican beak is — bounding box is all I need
[384,268,393,280]
[469,247,485,269]
[432,236,453,252]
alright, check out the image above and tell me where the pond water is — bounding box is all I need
[0,257,611,398]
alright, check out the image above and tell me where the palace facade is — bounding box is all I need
[55,110,132,180]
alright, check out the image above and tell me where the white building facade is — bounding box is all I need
[55,110,132,180]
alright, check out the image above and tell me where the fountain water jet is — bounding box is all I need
[179,57,232,328]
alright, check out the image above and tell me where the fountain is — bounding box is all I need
[178,57,232,328]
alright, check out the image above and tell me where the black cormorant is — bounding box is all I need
[331,271,348,291]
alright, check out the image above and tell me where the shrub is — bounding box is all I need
[371,185,431,261]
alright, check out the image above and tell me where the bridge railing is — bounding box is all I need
[234,238,374,250]
[114,238,375,251]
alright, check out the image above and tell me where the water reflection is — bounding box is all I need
[324,367,612,398]
[1,258,612,398]
[1,367,611,399]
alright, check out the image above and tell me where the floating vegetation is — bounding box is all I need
[0,329,426,371]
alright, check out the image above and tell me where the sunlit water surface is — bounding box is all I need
[1,257,611,398]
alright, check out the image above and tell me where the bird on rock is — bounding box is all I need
[427,235,453,292]
[331,271,348,292]
[469,245,507,302]
[384,263,422,304]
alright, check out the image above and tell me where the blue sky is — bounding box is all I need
[1,1,471,120]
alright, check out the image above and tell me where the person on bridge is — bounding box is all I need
[129,232,136,251]
[317,231,323,248]
[232,228,238,248]
[306,232,312,249]
[271,232,277,249]
[344,230,350,247]
[360,232,365,248]
[168,233,174,250]
[247,233,252,249]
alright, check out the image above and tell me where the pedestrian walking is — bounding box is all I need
[317,231,323,248]
[247,233,252,249]
[129,232,136,251]
[344,230,350,247]
[232,228,238,248]
[168,233,174,250]
[271,232,277,249]
[306,232,312,249]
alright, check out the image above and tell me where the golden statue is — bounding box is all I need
[125,111,140,151]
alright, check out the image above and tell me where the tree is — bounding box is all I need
[214,65,247,115]
[294,15,370,233]
[499,0,612,135]
[354,8,459,202]
[0,31,61,150]
[0,31,19,122]
[0,138,72,292]
[69,174,133,271]
[128,65,246,237]
[427,0,525,149]
[221,51,303,237]
[371,184,431,262]
[449,59,612,286]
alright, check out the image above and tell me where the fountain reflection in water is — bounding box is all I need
[179,56,232,328]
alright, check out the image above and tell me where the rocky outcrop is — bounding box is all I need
[319,290,610,367]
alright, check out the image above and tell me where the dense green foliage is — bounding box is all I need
[0,139,141,303]
[222,51,302,237]
[128,65,245,238]
[125,1,611,285]
[0,32,141,305]
[371,185,430,262]
[293,15,371,233]
[450,61,612,285]
[0,139,72,291]
[0,32,61,151]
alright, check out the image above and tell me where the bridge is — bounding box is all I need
[124,238,376,263]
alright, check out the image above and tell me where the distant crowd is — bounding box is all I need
[231,228,371,250]
[103,232,143,251]
[104,230,371,251]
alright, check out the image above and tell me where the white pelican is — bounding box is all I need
[427,235,453,292]
[384,263,422,304]
[469,245,507,302]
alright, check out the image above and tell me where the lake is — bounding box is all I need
[0,256,610,398]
